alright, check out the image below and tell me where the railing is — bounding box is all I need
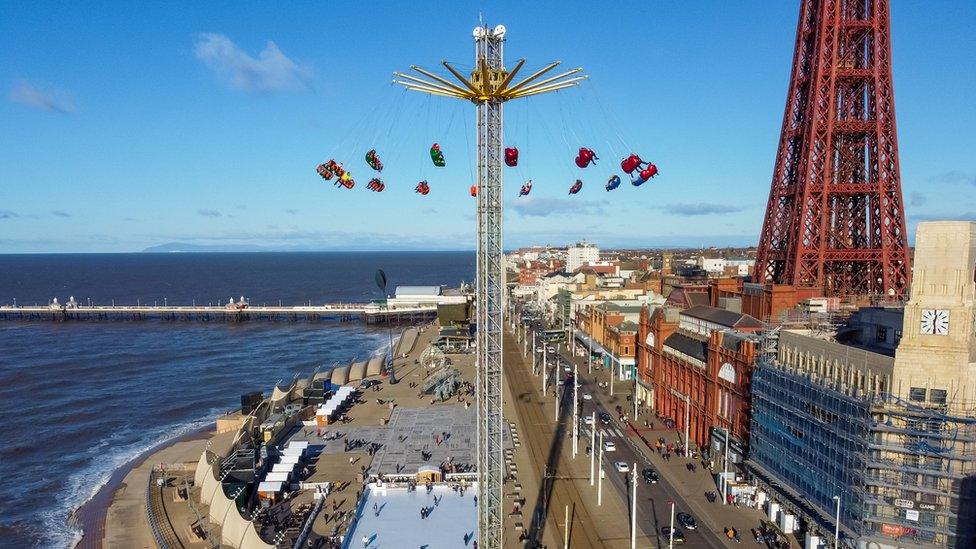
[146,468,183,549]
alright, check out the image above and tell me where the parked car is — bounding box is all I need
[614,461,630,472]
[603,440,616,452]
[661,527,685,544]
[641,468,658,483]
[583,415,594,426]
[676,512,697,530]
[582,393,593,401]
[563,364,572,372]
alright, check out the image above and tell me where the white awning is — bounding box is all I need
[265,472,290,483]
[257,481,283,494]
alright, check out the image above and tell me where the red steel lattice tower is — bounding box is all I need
[755,0,911,298]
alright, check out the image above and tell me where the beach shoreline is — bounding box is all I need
[70,421,216,549]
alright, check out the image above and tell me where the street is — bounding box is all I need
[514,315,763,548]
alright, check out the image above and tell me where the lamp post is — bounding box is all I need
[590,411,596,485]
[833,495,841,549]
[630,463,637,549]
[723,427,730,505]
[572,361,579,458]
[375,269,397,384]
[668,501,675,549]
[597,431,604,506]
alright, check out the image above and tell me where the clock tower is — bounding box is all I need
[892,221,976,408]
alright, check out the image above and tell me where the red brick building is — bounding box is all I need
[636,305,760,459]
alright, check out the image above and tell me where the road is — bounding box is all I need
[536,331,735,548]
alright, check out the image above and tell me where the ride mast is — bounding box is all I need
[393,24,586,548]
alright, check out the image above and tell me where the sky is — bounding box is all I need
[1,1,974,253]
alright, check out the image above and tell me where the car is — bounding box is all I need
[599,412,612,425]
[583,415,594,426]
[661,527,685,544]
[582,393,593,401]
[563,364,572,372]
[614,461,629,472]
[547,346,556,354]
[676,512,697,530]
[641,468,658,483]
[603,440,616,452]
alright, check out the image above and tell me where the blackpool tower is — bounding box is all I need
[755,0,911,299]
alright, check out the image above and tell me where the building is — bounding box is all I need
[387,286,468,309]
[748,222,976,549]
[636,304,761,458]
[567,241,600,273]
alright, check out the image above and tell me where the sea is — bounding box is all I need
[0,251,474,548]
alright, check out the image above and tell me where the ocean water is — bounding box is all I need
[0,252,474,548]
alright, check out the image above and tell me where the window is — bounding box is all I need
[929,389,947,405]
[894,329,902,345]
[876,326,888,342]
[909,387,927,402]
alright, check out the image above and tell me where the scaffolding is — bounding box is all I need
[750,319,976,548]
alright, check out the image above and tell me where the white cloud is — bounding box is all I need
[194,33,312,93]
[8,79,75,113]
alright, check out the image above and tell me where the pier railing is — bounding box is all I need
[0,303,438,324]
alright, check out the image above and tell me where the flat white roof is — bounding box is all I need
[346,483,477,548]
[394,285,442,297]
[257,481,283,493]
[264,472,290,483]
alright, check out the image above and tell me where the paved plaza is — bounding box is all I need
[296,406,496,477]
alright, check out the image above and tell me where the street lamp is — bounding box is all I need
[723,427,731,505]
[375,269,397,384]
[833,495,841,549]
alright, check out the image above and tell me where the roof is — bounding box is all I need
[395,285,442,297]
[682,305,764,329]
[617,320,639,332]
[664,332,708,362]
[719,331,757,352]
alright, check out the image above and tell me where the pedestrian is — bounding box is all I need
[362,535,369,547]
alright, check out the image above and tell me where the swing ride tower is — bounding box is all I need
[393,25,585,547]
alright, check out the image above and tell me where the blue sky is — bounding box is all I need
[1,1,974,253]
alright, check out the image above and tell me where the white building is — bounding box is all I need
[567,241,600,273]
[696,256,726,274]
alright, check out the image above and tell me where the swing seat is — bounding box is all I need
[569,179,583,194]
[575,147,597,168]
[519,180,532,196]
[505,147,519,167]
[605,175,621,191]
[365,149,384,172]
[430,143,446,167]
[621,154,642,174]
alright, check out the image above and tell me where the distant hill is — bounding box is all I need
[141,242,271,253]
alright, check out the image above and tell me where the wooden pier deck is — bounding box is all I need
[0,304,438,324]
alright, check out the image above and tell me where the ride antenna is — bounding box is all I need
[393,24,586,548]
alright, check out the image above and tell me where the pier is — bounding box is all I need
[0,304,437,324]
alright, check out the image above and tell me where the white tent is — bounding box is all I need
[287,440,309,449]
[257,481,283,495]
[265,471,291,483]
[279,455,301,465]
[282,446,304,457]
[272,463,295,473]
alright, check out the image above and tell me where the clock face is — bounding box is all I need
[920,309,950,335]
